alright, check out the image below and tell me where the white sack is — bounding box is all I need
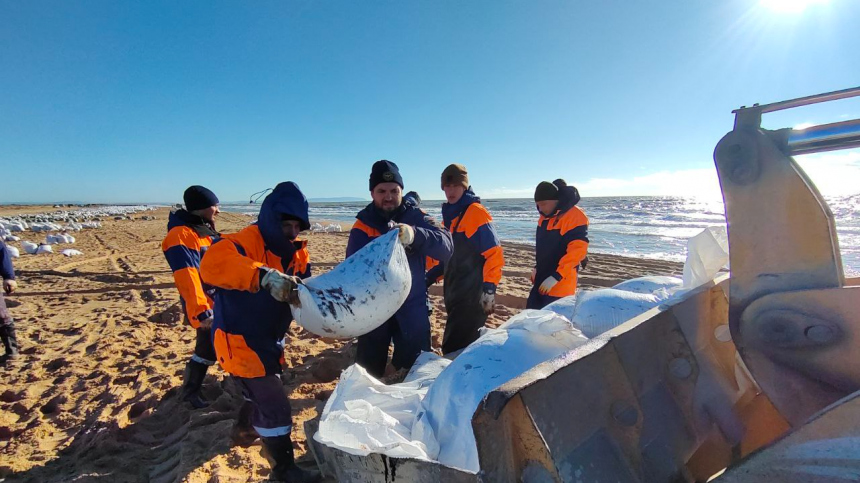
[21,241,39,255]
[36,244,53,254]
[613,275,683,294]
[6,246,19,258]
[683,226,729,289]
[412,310,589,472]
[315,352,450,460]
[570,288,663,338]
[292,230,411,338]
[5,236,20,242]
[61,249,83,257]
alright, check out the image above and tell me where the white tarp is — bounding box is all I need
[292,230,411,339]
[316,310,589,473]
[315,352,450,460]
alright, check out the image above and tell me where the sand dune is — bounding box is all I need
[0,206,681,482]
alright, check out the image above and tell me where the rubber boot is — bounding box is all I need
[0,324,19,359]
[262,435,322,483]
[181,360,210,409]
[230,400,259,446]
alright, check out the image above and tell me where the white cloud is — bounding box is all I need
[482,150,860,199]
[577,168,723,198]
[480,186,536,198]
[795,150,860,196]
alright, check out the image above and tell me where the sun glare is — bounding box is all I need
[760,0,829,13]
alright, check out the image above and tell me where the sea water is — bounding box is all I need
[223,194,860,276]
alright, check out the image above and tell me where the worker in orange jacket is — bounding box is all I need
[200,181,319,483]
[426,164,504,354]
[527,179,589,309]
[161,185,220,408]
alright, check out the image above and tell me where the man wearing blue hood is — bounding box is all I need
[200,182,319,483]
[162,185,221,408]
[426,164,505,354]
[347,160,453,378]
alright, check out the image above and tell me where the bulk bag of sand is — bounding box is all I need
[36,244,53,254]
[411,310,589,473]
[21,241,39,255]
[291,230,411,338]
[569,288,664,338]
[613,275,683,295]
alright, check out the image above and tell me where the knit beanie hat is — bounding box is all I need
[534,181,559,202]
[369,160,404,191]
[405,191,422,206]
[184,185,220,212]
[441,164,469,190]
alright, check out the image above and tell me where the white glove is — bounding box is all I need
[198,316,214,330]
[261,269,302,305]
[480,291,495,315]
[538,276,558,295]
[3,279,16,294]
[395,224,415,247]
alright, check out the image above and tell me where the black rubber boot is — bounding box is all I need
[230,400,259,446]
[181,360,210,409]
[0,323,19,359]
[262,435,322,483]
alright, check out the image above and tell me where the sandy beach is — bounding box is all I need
[0,206,682,482]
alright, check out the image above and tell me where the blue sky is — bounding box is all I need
[1,0,859,203]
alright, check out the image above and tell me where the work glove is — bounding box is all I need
[3,279,16,295]
[261,269,303,306]
[538,275,559,295]
[480,290,495,315]
[394,223,415,247]
[198,316,214,330]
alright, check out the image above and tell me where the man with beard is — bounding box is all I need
[162,185,221,408]
[347,160,453,378]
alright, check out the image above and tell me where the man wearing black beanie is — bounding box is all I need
[528,179,589,309]
[346,160,453,378]
[161,185,221,408]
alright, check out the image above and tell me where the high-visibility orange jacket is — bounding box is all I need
[162,210,218,328]
[531,187,588,301]
[200,182,311,379]
[426,189,504,294]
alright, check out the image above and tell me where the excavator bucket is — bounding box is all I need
[306,87,860,482]
[472,86,860,482]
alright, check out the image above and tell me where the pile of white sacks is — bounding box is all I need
[315,226,730,473]
[1,205,155,257]
[310,222,343,233]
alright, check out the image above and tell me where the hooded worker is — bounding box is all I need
[0,240,18,362]
[527,179,589,309]
[347,160,453,378]
[161,185,221,408]
[426,164,504,354]
[199,181,319,483]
